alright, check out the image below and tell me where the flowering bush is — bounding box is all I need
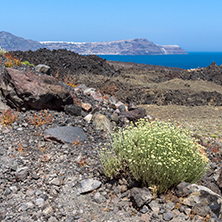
[0,46,7,55]
[100,119,209,193]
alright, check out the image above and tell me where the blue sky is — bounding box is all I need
[1,0,222,51]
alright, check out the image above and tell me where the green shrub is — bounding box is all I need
[21,61,34,66]
[100,119,209,193]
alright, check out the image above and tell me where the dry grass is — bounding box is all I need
[0,109,18,126]
[26,109,53,126]
[140,104,222,141]
[153,78,222,94]
[4,53,21,67]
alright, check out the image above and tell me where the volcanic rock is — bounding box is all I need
[192,203,211,217]
[0,68,73,110]
[64,104,82,116]
[44,126,87,143]
[93,112,112,133]
[35,64,51,75]
[15,166,29,181]
[130,187,153,208]
[81,103,92,112]
[77,179,102,194]
[119,107,146,122]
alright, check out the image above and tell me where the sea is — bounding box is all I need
[99,52,222,70]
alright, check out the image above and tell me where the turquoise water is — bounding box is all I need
[99,52,222,70]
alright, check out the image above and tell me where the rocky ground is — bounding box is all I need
[11,49,222,106]
[0,51,222,222]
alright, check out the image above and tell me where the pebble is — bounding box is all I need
[77,178,101,194]
[15,166,29,181]
[35,198,45,206]
[163,212,174,221]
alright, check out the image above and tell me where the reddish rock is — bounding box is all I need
[140,214,150,222]
[90,91,103,102]
[81,103,92,112]
[0,68,73,110]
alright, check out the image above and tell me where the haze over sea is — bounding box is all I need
[99,52,222,70]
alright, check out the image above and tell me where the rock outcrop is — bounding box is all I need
[0,68,73,110]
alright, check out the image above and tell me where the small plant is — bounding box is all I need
[63,70,79,88]
[100,119,209,194]
[13,58,21,66]
[64,70,70,84]
[17,142,24,153]
[0,109,18,126]
[4,52,14,60]
[77,156,87,167]
[21,61,34,66]
[68,80,79,88]
[26,109,53,126]
[73,137,80,145]
[5,59,13,68]
[3,53,21,67]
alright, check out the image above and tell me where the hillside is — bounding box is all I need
[40,38,187,55]
[10,49,222,106]
[0,31,42,51]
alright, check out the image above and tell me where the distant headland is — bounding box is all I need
[0,31,187,55]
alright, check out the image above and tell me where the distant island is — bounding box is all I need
[0,31,187,55]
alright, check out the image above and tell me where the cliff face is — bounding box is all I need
[159,45,187,55]
[0,31,42,51]
[40,38,187,55]
[0,31,187,55]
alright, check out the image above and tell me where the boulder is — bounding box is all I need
[130,187,153,208]
[177,183,222,219]
[93,112,112,133]
[64,104,82,116]
[35,64,51,75]
[0,68,73,110]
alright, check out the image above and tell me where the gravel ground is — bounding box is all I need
[0,110,142,222]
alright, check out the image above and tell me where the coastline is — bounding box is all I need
[99,52,222,69]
